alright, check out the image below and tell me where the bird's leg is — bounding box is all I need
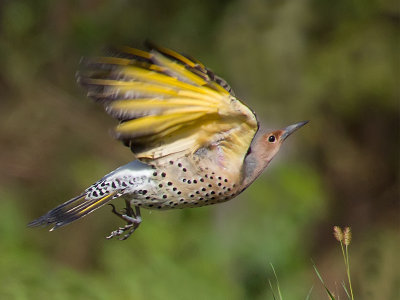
[123,199,135,220]
[106,201,142,240]
[120,206,141,240]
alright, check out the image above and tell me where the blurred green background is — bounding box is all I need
[0,0,398,299]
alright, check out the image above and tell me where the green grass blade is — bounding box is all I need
[268,279,278,300]
[305,285,314,300]
[270,263,283,300]
[345,245,355,300]
[341,281,351,299]
[312,262,336,300]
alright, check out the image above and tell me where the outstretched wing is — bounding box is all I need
[78,44,258,167]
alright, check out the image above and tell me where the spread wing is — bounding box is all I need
[78,44,258,167]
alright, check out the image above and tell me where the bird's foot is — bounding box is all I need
[106,202,142,240]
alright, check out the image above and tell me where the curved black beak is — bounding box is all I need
[280,121,309,141]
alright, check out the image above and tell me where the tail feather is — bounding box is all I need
[28,192,116,231]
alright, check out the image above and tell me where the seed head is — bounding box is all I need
[333,226,344,242]
[343,227,352,246]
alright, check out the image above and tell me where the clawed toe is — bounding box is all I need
[106,202,142,240]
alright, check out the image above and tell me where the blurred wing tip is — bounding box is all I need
[75,73,83,84]
[78,56,85,65]
[111,129,135,140]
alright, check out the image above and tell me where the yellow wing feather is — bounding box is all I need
[78,45,258,171]
[116,111,210,138]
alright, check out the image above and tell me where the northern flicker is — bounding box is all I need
[29,44,308,240]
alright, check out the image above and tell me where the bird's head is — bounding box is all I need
[257,121,309,162]
[241,120,309,188]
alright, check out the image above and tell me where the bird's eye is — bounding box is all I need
[268,135,276,143]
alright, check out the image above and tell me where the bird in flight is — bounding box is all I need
[29,43,308,240]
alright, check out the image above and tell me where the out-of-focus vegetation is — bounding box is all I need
[313,226,355,300]
[0,0,398,299]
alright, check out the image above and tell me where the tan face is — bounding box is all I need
[260,130,285,162]
[260,121,309,162]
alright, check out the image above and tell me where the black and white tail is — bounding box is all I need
[28,192,117,230]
